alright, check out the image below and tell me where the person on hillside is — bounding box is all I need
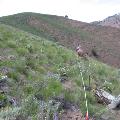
[76,45,88,60]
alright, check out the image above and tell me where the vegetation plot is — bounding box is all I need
[0,23,120,119]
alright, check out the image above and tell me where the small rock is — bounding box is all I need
[0,56,7,61]
[46,72,61,81]
[109,95,120,109]
[8,55,16,60]
[0,67,10,75]
[0,75,8,87]
[9,98,17,106]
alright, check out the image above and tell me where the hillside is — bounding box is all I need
[91,13,120,28]
[0,12,120,68]
[0,23,120,119]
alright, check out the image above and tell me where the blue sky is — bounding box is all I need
[0,0,120,22]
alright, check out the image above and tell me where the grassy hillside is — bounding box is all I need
[0,12,120,68]
[0,23,120,119]
[0,12,90,46]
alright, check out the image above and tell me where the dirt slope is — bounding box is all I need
[0,12,120,68]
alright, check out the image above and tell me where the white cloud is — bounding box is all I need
[0,0,120,22]
[97,0,120,4]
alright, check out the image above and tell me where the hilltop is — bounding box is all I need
[0,12,120,68]
[92,13,120,29]
[0,23,120,119]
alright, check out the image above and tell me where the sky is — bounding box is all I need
[0,0,120,22]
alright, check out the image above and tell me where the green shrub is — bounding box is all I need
[7,40,16,48]
[36,66,46,74]
[64,90,74,102]
[26,59,36,69]
[20,96,39,117]
[23,85,34,95]
[15,61,28,76]
[7,71,19,81]
[0,107,21,119]
[16,47,28,56]
[26,44,34,53]
[36,78,62,100]
[0,94,7,101]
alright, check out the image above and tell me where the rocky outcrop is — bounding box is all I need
[0,75,8,93]
[0,55,16,61]
[91,14,120,29]
[0,75,17,108]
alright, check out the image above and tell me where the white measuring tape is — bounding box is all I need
[78,59,89,120]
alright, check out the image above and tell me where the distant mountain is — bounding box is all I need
[92,14,120,28]
[0,12,120,68]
